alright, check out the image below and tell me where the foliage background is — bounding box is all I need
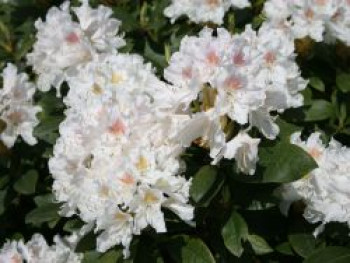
[0,0,350,262]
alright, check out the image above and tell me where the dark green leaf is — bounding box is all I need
[305,100,334,121]
[34,193,55,206]
[99,249,123,263]
[190,165,218,203]
[13,170,38,195]
[289,233,317,258]
[304,247,350,263]
[82,251,100,263]
[247,234,273,255]
[33,116,64,144]
[0,189,7,215]
[309,77,325,92]
[0,174,10,189]
[261,142,318,183]
[336,73,350,93]
[25,203,61,225]
[144,41,167,70]
[276,242,294,256]
[222,211,248,257]
[166,236,215,263]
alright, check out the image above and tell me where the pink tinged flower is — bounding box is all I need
[264,51,276,65]
[224,76,243,91]
[10,254,22,263]
[182,67,193,79]
[206,0,220,7]
[232,51,246,66]
[65,32,80,44]
[7,111,24,125]
[108,119,126,135]
[305,8,315,20]
[315,0,326,6]
[206,50,220,66]
[309,147,322,160]
[119,173,135,185]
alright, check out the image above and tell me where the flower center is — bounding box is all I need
[108,119,126,135]
[111,72,123,84]
[136,156,148,172]
[309,147,322,159]
[65,32,80,44]
[206,50,220,65]
[92,83,103,94]
[315,0,326,6]
[264,51,276,64]
[233,52,245,66]
[206,0,220,6]
[120,173,135,185]
[7,111,23,125]
[305,8,315,19]
[182,67,193,79]
[224,76,242,91]
[114,212,128,221]
[143,191,159,204]
[100,185,110,197]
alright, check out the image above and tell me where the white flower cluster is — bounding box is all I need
[24,0,193,258]
[263,0,350,45]
[0,64,41,148]
[49,53,194,258]
[165,25,307,175]
[0,234,82,263]
[164,0,250,25]
[27,0,125,95]
[280,132,350,235]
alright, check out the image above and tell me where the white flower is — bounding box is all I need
[164,0,250,25]
[279,132,350,235]
[0,64,42,148]
[0,234,82,263]
[27,0,125,94]
[212,132,260,175]
[263,0,350,45]
[96,208,134,257]
[165,25,306,173]
[50,54,193,257]
[0,241,23,263]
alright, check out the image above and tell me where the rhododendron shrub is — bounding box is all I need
[0,0,350,262]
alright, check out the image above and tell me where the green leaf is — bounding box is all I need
[82,251,100,263]
[276,118,301,141]
[222,211,248,257]
[190,165,218,203]
[304,247,350,263]
[275,242,294,256]
[34,193,54,206]
[13,170,38,195]
[247,234,273,255]
[25,203,61,225]
[34,116,64,144]
[305,100,334,121]
[144,41,167,71]
[261,142,318,183]
[166,236,215,263]
[289,233,317,258]
[309,77,325,92]
[0,174,10,189]
[63,219,84,233]
[99,249,123,263]
[0,189,7,215]
[336,73,350,93]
